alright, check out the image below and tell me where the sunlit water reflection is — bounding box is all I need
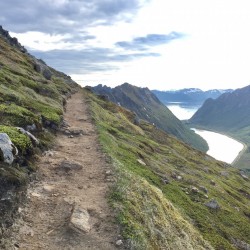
[166,103,244,163]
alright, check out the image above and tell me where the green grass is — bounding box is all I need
[86,89,250,250]
[0,35,78,188]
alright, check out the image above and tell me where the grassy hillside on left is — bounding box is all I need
[0,32,78,236]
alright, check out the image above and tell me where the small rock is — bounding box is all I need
[78,117,88,121]
[162,178,170,184]
[105,170,112,176]
[69,135,74,138]
[86,146,91,149]
[176,175,182,181]
[191,186,199,193]
[204,194,209,199]
[116,240,123,246]
[220,171,229,177]
[205,198,220,210]
[199,186,208,194]
[137,159,146,166]
[43,185,54,193]
[69,129,86,136]
[20,225,34,237]
[69,206,91,233]
[30,192,41,198]
[57,160,83,172]
[210,180,216,186]
[78,186,83,189]
[43,150,54,157]
[240,172,249,180]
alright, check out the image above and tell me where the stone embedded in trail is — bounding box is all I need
[69,206,91,233]
[0,133,18,165]
[57,160,83,172]
[62,128,87,136]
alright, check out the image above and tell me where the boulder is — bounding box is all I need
[69,206,91,233]
[33,59,53,80]
[43,69,52,80]
[0,133,18,165]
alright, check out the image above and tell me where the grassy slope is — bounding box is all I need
[86,89,250,250]
[0,35,78,234]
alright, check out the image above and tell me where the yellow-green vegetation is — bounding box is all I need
[86,89,250,250]
[0,125,32,154]
[0,34,77,188]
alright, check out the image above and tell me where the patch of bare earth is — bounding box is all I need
[13,91,122,249]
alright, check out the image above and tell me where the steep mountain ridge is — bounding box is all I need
[189,85,250,170]
[152,88,232,105]
[91,83,208,152]
[0,26,78,241]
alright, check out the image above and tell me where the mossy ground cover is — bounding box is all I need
[0,35,78,202]
[87,89,250,250]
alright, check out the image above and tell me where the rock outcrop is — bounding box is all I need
[0,25,27,53]
[0,133,18,165]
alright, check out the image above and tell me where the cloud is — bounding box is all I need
[116,32,185,50]
[0,0,148,34]
[31,47,160,74]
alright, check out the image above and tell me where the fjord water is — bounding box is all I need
[167,102,200,120]
[166,102,244,163]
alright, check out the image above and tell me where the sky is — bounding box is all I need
[1,0,250,90]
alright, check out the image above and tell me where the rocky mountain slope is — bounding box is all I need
[189,85,250,171]
[152,88,232,105]
[0,26,78,241]
[87,89,250,249]
[90,83,208,152]
[1,25,250,250]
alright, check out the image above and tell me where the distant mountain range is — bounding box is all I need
[90,83,208,151]
[189,85,250,170]
[152,88,233,105]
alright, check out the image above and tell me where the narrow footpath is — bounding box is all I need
[14,91,120,249]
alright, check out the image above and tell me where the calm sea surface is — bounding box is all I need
[166,102,244,163]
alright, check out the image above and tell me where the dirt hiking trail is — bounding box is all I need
[13,91,122,249]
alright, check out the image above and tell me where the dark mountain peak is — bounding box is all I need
[0,25,27,53]
[90,83,208,151]
[190,84,250,130]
